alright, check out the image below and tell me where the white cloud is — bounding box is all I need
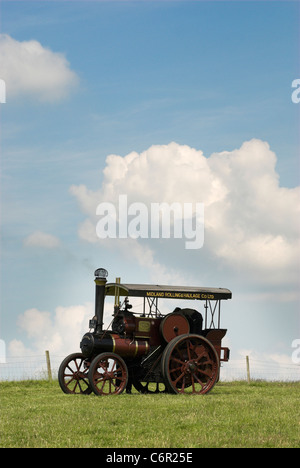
[23,231,61,249]
[0,34,79,102]
[70,139,300,288]
[9,303,94,357]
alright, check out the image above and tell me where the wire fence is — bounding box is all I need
[0,352,299,383]
[220,358,300,382]
[0,354,64,382]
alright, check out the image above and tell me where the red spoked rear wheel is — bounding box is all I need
[162,334,219,395]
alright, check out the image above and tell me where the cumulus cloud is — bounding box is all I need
[23,231,61,249]
[9,303,94,357]
[0,34,79,101]
[70,139,300,287]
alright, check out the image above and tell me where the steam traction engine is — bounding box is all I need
[58,268,232,395]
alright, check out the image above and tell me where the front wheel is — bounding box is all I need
[162,334,219,395]
[88,352,128,395]
[58,353,92,394]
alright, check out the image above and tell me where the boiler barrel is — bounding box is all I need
[80,332,149,359]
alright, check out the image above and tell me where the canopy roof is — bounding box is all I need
[105,283,232,301]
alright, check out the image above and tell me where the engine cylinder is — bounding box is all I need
[80,332,149,359]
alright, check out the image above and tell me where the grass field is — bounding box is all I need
[0,380,299,448]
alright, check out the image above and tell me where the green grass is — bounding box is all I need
[0,380,299,448]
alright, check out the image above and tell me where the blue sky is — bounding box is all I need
[0,1,299,379]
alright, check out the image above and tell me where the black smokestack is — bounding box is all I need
[94,268,108,332]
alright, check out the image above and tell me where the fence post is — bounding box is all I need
[45,350,52,381]
[246,355,251,384]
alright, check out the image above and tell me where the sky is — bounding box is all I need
[0,0,299,380]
